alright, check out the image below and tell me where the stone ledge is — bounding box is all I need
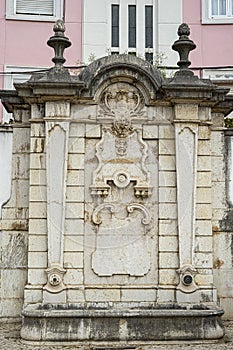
[21,303,224,341]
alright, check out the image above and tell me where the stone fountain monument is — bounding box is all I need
[1,21,233,342]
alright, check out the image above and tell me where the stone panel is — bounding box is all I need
[198,126,210,140]
[65,203,84,219]
[29,219,47,235]
[212,156,225,182]
[159,269,179,285]
[159,203,177,219]
[159,219,178,235]
[198,140,211,155]
[195,220,212,236]
[67,289,85,303]
[28,269,47,285]
[159,252,179,268]
[67,170,84,186]
[85,288,121,302]
[159,187,177,203]
[159,171,176,187]
[24,289,43,304]
[63,269,84,285]
[196,171,211,187]
[66,186,84,202]
[159,155,176,171]
[64,235,84,252]
[159,125,175,139]
[28,252,47,268]
[68,137,85,154]
[121,288,156,302]
[196,187,211,204]
[69,123,85,137]
[159,139,175,155]
[28,235,47,252]
[64,219,84,235]
[1,231,28,268]
[63,252,84,268]
[159,235,179,252]
[1,270,27,298]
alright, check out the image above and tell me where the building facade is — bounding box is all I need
[82,0,182,65]
[183,0,233,83]
[2,0,233,123]
[0,0,184,122]
[0,0,82,123]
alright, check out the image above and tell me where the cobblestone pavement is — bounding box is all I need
[1,321,233,350]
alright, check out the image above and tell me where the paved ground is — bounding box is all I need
[1,321,233,350]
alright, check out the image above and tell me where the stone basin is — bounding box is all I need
[21,303,224,341]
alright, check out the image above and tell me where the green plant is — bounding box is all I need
[87,52,98,63]
[225,117,233,128]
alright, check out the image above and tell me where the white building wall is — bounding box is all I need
[0,127,12,217]
[157,0,182,66]
[82,0,182,66]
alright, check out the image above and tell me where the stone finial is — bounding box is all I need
[47,19,71,69]
[172,23,196,71]
[177,23,190,37]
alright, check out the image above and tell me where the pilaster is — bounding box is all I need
[174,104,199,293]
[44,101,70,293]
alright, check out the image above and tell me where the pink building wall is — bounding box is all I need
[0,0,82,121]
[1,0,233,122]
[183,0,233,67]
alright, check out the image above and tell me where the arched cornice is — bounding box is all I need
[79,54,165,104]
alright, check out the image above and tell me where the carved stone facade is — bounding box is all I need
[1,22,233,341]
[85,81,158,284]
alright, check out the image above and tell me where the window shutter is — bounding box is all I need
[16,0,54,16]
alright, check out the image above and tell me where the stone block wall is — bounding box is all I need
[213,119,233,319]
[1,52,233,330]
[158,118,178,302]
[0,112,29,319]
[26,120,47,303]
[22,101,221,307]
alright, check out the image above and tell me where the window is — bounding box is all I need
[145,5,153,64]
[128,5,136,48]
[111,5,119,48]
[202,0,233,23]
[212,0,227,15]
[145,6,153,48]
[6,0,63,21]
[202,68,233,81]
[202,68,233,118]
[110,2,155,59]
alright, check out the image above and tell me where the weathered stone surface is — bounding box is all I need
[1,231,28,268]
[2,23,233,340]
[20,303,224,341]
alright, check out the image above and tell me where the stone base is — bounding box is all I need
[21,303,224,341]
